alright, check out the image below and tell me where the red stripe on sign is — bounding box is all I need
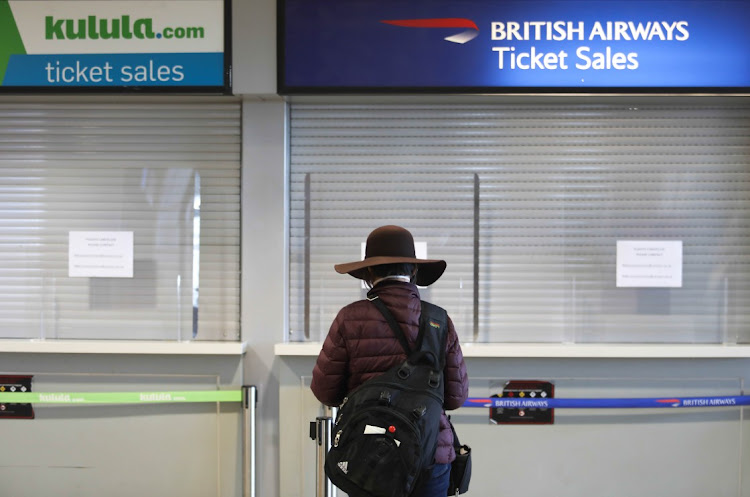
[656,399,681,403]
[381,18,479,30]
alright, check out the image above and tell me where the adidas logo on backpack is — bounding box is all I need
[324,299,448,497]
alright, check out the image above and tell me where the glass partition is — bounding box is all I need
[0,98,241,341]
[288,102,750,344]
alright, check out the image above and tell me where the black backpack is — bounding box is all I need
[324,297,449,497]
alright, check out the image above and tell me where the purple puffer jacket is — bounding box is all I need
[311,280,469,464]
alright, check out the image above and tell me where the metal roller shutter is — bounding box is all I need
[289,102,750,344]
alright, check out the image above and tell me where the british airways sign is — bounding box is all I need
[278,0,750,93]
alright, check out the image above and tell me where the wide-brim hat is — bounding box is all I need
[334,225,446,286]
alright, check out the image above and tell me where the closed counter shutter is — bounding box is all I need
[289,102,750,344]
[0,97,241,341]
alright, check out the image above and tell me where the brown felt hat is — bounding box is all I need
[334,225,446,286]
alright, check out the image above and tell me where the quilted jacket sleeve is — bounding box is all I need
[310,312,349,407]
[443,315,469,410]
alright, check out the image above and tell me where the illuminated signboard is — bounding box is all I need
[278,0,750,93]
[0,0,230,92]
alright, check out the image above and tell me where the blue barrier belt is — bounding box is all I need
[463,395,750,409]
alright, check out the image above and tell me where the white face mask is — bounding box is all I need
[369,274,413,288]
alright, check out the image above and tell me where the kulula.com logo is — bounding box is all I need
[45,15,206,40]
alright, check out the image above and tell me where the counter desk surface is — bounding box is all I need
[275,341,750,358]
[0,339,248,355]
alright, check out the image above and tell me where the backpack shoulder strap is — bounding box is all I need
[369,296,449,365]
[418,300,448,368]
[369,296,412,356]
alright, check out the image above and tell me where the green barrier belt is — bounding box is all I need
[0,390,243,404]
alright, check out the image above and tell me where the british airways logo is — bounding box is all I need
[380,18,479,44]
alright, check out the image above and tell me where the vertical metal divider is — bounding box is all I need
[738,378,745,497]
[243,385,258,497]
[473,173,480,341]
[192,171,201,339]
[304,173,311,339]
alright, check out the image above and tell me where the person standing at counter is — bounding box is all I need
[311,225,469,497]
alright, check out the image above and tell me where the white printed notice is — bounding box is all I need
[69,231,134,278]
[616,240,682,288]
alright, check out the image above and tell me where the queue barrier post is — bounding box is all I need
[311,406,337,497]
[243,385,258,497]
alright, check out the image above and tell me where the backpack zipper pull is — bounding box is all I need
[333,430,342,447]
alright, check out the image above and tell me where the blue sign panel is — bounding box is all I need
[4,53,224,87]
[279,0,750,93]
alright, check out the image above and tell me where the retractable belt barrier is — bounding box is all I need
[309,394,748,497]
[0,390,242,404]
[1,391,746,409]
[464,395,750,409]
[0,386,258,497]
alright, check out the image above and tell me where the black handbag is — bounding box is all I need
[447,417,472,495]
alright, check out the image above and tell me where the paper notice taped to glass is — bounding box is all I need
[616,240,682,288]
